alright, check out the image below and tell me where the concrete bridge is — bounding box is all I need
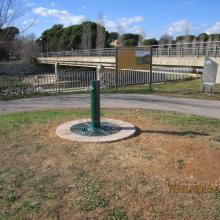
[37,47,220,83]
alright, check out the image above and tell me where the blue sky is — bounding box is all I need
[20,0,220,40]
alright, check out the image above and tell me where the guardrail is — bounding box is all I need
[153,46,220,58]
[0,67,197,96]
[39,48,116,58]
[38,43,220,58]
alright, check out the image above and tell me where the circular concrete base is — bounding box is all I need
[56,118,136,143]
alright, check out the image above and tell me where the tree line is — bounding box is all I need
[36,22,220,52]
[35,22,118,52]
[0,0,220,62]
[0,27,39,63]
[119,33,220,47]
[1,21,220,62]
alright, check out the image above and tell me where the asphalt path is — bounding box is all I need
[0,94,220,119]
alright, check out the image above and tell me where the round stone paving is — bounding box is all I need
[56,118,136,143]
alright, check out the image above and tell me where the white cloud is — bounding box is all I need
[104,15,144,33]
[104,12,111,19]
[8,10,14,14]
[30,18,39,23]
[27,3,35,7]
[118,16,144,28]
[22,18,39,25]
[147,33,155,38]
[33,7,86,25]
[105,20,117,29]
[165,20,199,35]
[202,23,209,27]
[127,26,142,33]
[206,22,220,34]
[184,1,195,5]
[134,16,145,22]
[51,3,56,7]
[82,6,86,9]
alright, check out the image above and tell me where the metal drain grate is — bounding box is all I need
[70,122,121,137]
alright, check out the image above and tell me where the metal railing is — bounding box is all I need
[101,67,194,87]
[39,48,116,58]
[0,67,197,96]
[153,45,220,58]
[38,42,220,58]
[0,72,97,95]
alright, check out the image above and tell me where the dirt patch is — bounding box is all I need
[0,109,220,219]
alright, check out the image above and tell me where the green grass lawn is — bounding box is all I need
[103,77,220,100]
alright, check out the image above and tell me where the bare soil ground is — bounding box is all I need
[0,108,220,219]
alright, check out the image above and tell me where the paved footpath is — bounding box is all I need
[0,94,219,119]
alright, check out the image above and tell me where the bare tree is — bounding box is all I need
[206,35,212,55]
[22,33,38,63]
[10,33,38,63]
[0,0,36,43]
[0,0,29,28]
[10,34,22,58]
[176,40,182,54]
[184,27,189,49]
[116,23,124,46]
[192,36,197,54]
[159,34,173,48]
[138,28,146,46]
[81,22,92,50]
[96,12,106,49]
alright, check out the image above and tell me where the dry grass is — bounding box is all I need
[0,108,220,220]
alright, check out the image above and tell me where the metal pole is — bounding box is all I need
[115,47,118,91]
[40,38,42,54]
[90,80,100,130]
[149,47,152,91]
[197,46,199,58]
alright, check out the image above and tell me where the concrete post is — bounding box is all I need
[97,64,104,81]
[55,62,59,80]
[215,45,217,58]
[197,46,199,58]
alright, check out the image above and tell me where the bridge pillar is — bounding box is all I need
[97,64,104,81]
[55,62,59,80]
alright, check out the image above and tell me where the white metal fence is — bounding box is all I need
[39,48,116,58]
[38,42,220,58]
[0,72,97,96]
[0,67,197,96]
[153,46,220,58]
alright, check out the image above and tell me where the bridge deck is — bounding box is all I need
[37,47,220,83]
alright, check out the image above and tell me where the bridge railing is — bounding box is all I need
[38,42,220,58]
[39,48,116,58]
[153,45,220,58]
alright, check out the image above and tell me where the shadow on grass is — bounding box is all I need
[133,126,209,138]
